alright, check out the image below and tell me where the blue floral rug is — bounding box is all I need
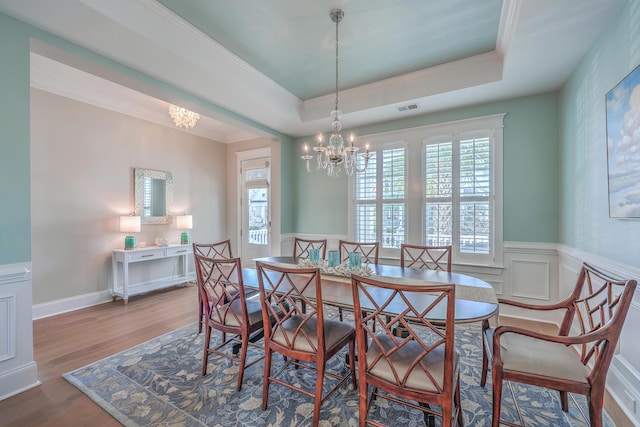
[63,319,613,427]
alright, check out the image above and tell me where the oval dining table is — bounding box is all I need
[242,256,499,324]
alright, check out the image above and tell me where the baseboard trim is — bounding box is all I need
[32,290,112,320]
[0,361,39,401]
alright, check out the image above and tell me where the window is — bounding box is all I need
[354,144,406,249]
[351,114,503,265]
[425,132,492,263]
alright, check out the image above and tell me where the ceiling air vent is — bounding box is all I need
[398,103,418,112]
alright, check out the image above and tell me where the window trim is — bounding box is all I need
[349,114,504,267]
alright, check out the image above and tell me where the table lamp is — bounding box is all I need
[176,214,193,245]
[119,215,141,250]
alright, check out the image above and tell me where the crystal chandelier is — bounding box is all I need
[301,9,370,177]
[168,104,200,129]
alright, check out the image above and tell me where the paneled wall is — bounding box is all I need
[0,263,38,400]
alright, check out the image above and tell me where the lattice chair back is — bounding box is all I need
[401,244,452,272]
[194,255,248,330]
[193,239,233,259]
[293,238,327,259]
[560,263,637,373]
[339,240,379,264]
[256,262,326,354]
[193,240,235,332]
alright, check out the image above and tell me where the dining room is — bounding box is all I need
[1,0,640,426]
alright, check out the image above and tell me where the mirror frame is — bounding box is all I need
[134,168,174,225]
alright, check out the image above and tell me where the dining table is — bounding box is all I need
[242,256,499,324]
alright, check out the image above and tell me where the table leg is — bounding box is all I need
[419,403,436,427]
[231,330,264,354]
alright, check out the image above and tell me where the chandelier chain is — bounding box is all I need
[334,11,339,113]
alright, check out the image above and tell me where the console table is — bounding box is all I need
[111,244,194,303]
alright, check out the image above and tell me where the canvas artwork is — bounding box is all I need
[606,64,640,218]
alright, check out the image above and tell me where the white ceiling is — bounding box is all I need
[0,0,625,143]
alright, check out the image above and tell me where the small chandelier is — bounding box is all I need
[168,104,200,129]
[301,9,370,177]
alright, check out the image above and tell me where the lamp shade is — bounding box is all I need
[119,215,141,233]
[176,214,193,230]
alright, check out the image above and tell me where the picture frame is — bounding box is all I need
[606,63,640,218]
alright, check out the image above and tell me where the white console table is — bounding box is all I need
[111,244,194,303]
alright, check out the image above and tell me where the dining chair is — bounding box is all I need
[255,261,357,427]
[351,274,463,427]
[194,255,269,391]
[193,240,234,333]
[338,240,379,264]
[293,237,327,259]
[482,263,636,427]
[337,240,379,321]
[400,244,452,272]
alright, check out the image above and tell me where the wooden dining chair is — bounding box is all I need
[193,240,233,333]
[293,237,327,259]
[336,240,380,321]
[194,255,269,391]
[401,244,452,272]
[350,274,463,427]
[255,261,357,427]
[482,263,636,427]
[338,240,379,264]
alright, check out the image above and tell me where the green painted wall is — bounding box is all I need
[279,135,295,234]
[559,0,640,267]
[0,13,31,264]
[293,93,560,243]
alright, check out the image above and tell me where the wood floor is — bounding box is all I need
[0,284,198,427]
[0,284,631,426]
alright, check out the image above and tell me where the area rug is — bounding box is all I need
[63,318,613,427]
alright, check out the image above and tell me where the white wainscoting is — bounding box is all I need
[0,262,39,401]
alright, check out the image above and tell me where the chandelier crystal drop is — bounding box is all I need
[301,9,370,177]
[168,104,200,129]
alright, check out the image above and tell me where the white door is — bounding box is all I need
[240,158,271,262]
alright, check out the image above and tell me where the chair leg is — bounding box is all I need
[491,366,503,427]
[441,398,453,427]
[588,390,604,427]
[236,332,249,391]
[313,361,325,427]
[198,294,203,333]
[480,319,489,387]
[456,374,464,426]
[262,348,272,411]
[560,390,569,412]
[202,324,211,376]
[358,382,368,427]
[338,307,344,321]
[349,339,357,389]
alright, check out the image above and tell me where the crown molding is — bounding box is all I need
[302,51,504,124]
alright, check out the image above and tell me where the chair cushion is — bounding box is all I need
[367,334,457,393]
[272,315,355,353]
[498,331,590,384]
[212,299,264,328]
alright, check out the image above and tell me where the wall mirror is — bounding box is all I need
[134,168,174,224]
